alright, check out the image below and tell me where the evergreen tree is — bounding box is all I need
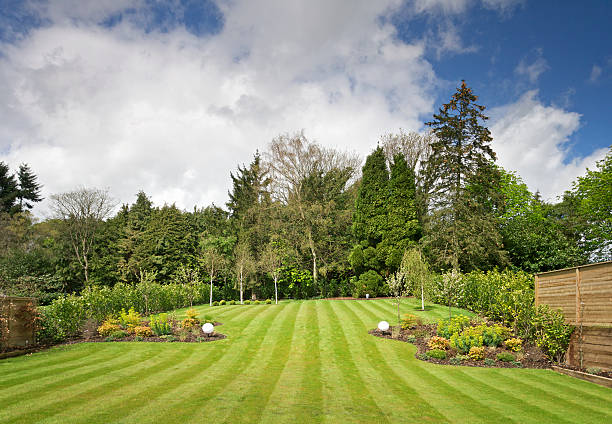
[352,147,388,246]
[423,80,507,271]
[16,163,43,211]
[0,162,18,214]
[379,153,421,269]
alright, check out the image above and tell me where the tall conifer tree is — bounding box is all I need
[0,162,19,214]
[16,163,43,211]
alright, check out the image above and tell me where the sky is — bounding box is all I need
[0,0,610,217]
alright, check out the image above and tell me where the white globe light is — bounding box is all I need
[378,321,390,332]
[202,323,214,334]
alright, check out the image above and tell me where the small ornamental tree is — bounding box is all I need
[401,248,431,311]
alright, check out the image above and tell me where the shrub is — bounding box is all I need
[532,305,574,363]
[181,308,200,329]
[254,300,261,305]
[353,270,384,298]
[244,300,251,305]
[512,361,522,368]
[426,349,447,360]
[586,367,601,375]
[97,318,122,337]
[160,335,177,342]
[437,315,471,339]
[119,308,141,332]
[134,336,143,341]
[481,324,509,347]
[450,327,484,353]
[401,314,423,330]
[449,357,463,365]
[504,338,523,352]
[212,301,219,306]
[266,299,272,304]
[468,346,485,360]
[109,330,129,340]
[417,353,428,361]
[133,326,153,337]
[496,352,515,362]
[428,336,451,350]
[149,313,172,336]
[406,335,417,343]
[484,358,495,366]
[219,300,226,306]
[413,329,430,339]
[228,300,236,305]
[38,294,87,341]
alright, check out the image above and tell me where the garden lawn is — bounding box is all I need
[1,299,611,423]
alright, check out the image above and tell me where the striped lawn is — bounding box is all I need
[1,299,611,423]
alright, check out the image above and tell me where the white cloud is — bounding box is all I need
[589,64,602,83]
[490,91,607,201]
[411,0,522,15]
[515,52,549,83]
[0,0,437,216]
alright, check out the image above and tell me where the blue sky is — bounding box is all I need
[0,0,610,213]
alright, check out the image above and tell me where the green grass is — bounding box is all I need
[1,299,611,423]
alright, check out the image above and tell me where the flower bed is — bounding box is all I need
[370,315,550,369]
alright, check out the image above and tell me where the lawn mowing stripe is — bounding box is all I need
[0,345,97,377]
[40,344,203,424]
[3,344,196,424]
[339,300,450,422]
[488,369,612,420]
[0,344,118,384]
[257,300,324,424]
[0,343,165,422]
[0,343,142,401]
[84,304,274,424]
[120,302,287,423]
[321,300,390,423]
[355,301,507,423]
[514,369,612,405]
[449,368,574,423]
[208,301,302,423]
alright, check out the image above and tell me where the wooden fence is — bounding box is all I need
[535,261,612,371]
[0,296,37,351]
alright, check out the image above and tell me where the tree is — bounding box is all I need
[200,236,231,306]
[0,162,18,214]
[400,248,430,311]
[266,131,360,286]
[234,239,254,304]
[261,240,286,304]
[571,148,612,261]
[50,187,115,284]
[422,80,507,271]
[16,163,43,211]
[387,264,408,326]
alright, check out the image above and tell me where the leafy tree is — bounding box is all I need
[571,148,612,261]
[200,235,232,306]
[234,239,254,304]
[16,163,43,211]
[261,239,287,304]
[422,80,507,271]
[50,187,116,284]
[387,264,408,325]
[400,248,430,311]
[0,162,18,214]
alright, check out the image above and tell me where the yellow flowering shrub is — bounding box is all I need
[504,337,523,352]
[428,336,451,350]
[133,326,153,337]
[468,346,485,360]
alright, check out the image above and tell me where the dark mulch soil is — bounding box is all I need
[370,323,551,369]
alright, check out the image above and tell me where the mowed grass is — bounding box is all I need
[1,299,611,423]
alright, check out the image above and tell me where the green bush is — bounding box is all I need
[228,300,236,305]
[254,300,261,305]
[400,314,423,330]
[406,335,417,343]
[426,349,447,360]
[450,327,484,353]
[449,357,463,365]
[437,315,471,339]
[108,330,128,340]
[244,300,251,305]
[532,305,573,362]
[219,300,226,305]
[481,324,509,347]
[266,299,272,304]
[119,308,141,332]
[496,352,515,362]
[149,313,172,336]
[353,270,384,298]
[484,358,495,366]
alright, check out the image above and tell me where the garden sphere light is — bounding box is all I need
[202,323,214,335]
[378,321,389,332]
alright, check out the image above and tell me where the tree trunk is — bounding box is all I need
[421,282,425,311]
[209,265,214,306]
[274,275,278,305]
[240,268,243,304]
[397,296,401,325]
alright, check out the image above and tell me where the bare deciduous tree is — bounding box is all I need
[50,187,115,284]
